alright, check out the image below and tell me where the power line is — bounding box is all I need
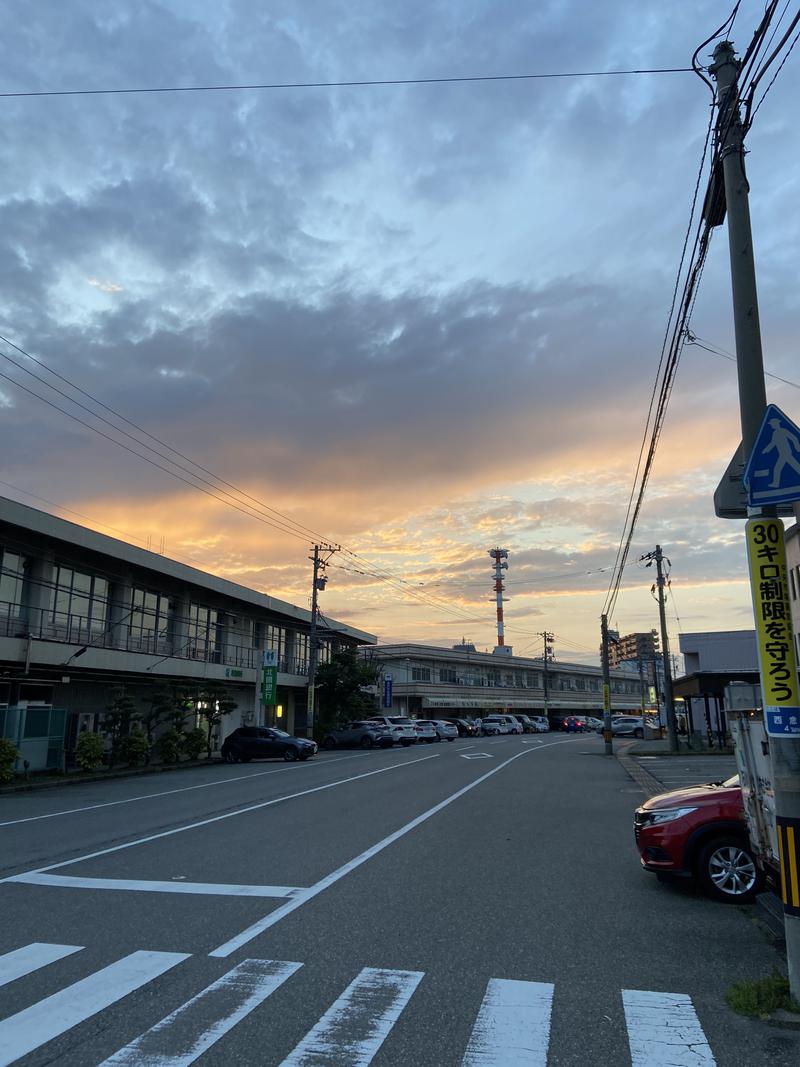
[685,330,800,390]
[0,67,694,101]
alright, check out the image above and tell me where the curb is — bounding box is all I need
[615,741,664,797]
[0,758,220,794]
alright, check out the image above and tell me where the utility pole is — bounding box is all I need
[640,548,678,751]
[304,543,338,740]
[600,614,613,755]
[711,39,800,998]
[540,631,553,718]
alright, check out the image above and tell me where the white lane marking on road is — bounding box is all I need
[99,958,302,1066]
[462,978,554,1066]
[7,873,301,898]
[459,753,493,760]
[0,950,188,1066]
[1,753,439,883]
[0,754,369,827]
[279,967,424,1067]
[622,989,716,1067]
[211,739,572,957]
[0,942,83,988]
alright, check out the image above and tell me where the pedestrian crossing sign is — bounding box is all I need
[742,403,800,506]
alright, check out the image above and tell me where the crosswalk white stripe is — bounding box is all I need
[461,978,554,1066]
[622,989,716,1066]
[279,967,424,1067]
[0,943,83,988]
[99,958,302,1066]
[0,950,189,1067]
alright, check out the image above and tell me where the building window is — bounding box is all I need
[295,632,309,673]
[575,678,586,691]
[265,624,287,664]
[411,667,431,682]
[440,668,457,683]
[0,549,26,613]
[187,602,219,660]
[50,565,108,636]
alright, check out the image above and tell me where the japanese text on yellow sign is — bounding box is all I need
[746,518,800,709]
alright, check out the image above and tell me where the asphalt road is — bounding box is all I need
[1,734,798,1066]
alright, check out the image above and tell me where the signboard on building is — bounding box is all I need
[382,674,393,709]
[745,517,800,736]
[261,648,278,705]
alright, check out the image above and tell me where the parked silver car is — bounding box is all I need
[419,719,458,742]
[411,720,438,744]
[322,720,394,750]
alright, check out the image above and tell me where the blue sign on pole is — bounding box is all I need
[742,404,800,507]
[382,674,393,709]
[765,708,800,736]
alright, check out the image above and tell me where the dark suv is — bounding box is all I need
[221,727,317,763]
[634,775,764,902]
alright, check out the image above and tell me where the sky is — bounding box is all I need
[1,1,799,665]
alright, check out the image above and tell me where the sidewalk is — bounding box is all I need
[616,739,737,796]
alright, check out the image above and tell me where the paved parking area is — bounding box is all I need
[634,754,737,790]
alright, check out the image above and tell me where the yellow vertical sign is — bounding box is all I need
[745,517,800,736]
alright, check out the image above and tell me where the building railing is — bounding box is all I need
[0,602,268,672]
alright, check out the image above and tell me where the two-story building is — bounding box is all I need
[0,496,375,769]
[364,641,644,720]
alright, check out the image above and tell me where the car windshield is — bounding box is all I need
[271,729,291,738]
[388,717,413,725]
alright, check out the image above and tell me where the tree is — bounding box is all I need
[102,690,137,765]
[191,684,238,759]
[315,648,379,739]
[139,687,178,752]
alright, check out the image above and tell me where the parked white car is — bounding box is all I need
[530,716,550,732]
[429,719,458,742]
[366,716,418,746]
[481,715,510,735]
[411,720,438,743]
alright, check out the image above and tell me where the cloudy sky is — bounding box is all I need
[1,1,798,663]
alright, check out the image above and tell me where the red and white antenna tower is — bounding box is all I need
[488,547,509,647]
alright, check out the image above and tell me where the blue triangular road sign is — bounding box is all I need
[742,404,800,506]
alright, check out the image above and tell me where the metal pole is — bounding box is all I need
[601,614,612,755]
[711,39,800,998]
[655,546,678,752]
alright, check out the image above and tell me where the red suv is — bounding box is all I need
[634,775,764,903]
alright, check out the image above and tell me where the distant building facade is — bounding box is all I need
[0,496,374,769]
[606,630,660,669]
[364,643,643,720]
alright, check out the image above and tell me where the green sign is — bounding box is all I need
[261,666,277,705]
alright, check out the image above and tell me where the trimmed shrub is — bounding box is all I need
[0,737,20,783]
[120,728,149,767]
[75,732,105,772]
[182,727,206,761]
[156,729,182,764]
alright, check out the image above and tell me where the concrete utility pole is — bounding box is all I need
[711,39,800,998]
[540,631,553,718]
[601,614,613,755]
[654,546,679,753]
[304,543,338,740]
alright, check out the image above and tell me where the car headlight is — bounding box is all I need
[638,806,698,825]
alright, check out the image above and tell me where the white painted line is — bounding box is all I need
[0,950,189,1066]
[211,739,571,957]
[462,978,554,1066]
[7,873,301,898]
[622,989,716,1066]
[279,967,423,1067]
[99,958,302,1066]
[0,753,369,827]
[0,942,83,988]
[460,753,494,760]
[2,753,439,883]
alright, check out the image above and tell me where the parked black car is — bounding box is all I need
[443,717,478,737]
[222,727,317,763]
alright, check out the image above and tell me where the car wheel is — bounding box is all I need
[360,735,374,749]
[696,836,763,903]
[634,728,644,739]
[322,737,336,750]
[240,756,252,763]
[299,752,311,761]
[283,748,299,762]
[435,735,442,742]
[401,740,412,747]
[224,749,238,763]
[447,737,454,742]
